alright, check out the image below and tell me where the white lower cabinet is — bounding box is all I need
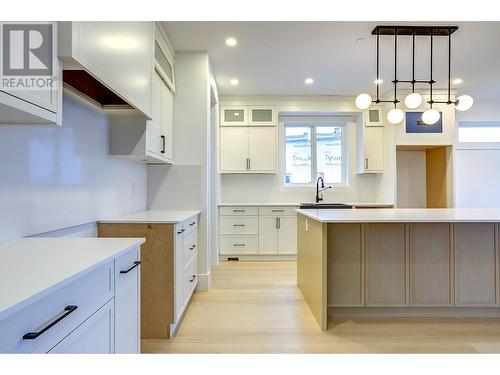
[0,246,141,354]
[172,215,199,334]
[49,300,115,354]
[219,205,298,257]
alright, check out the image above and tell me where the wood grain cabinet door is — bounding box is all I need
[365,223,409,307]
[409,223,453,307]
[327,224,364,307]
[454,223,498,307]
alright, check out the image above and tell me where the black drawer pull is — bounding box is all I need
[23,305,78,340]
[161,135,166,154]
[233,224,246,227]
[120,261,141,274]
[190,222,196,226]
[233,243,246,247]
[272,209,284,212]
[233,209,245,213]
[189,245,196,251]
[189,275,196,282]
[177,229,185,234]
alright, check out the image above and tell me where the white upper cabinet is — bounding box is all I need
[220,106,248,126]
[58,21,153,118]
[0,22,62,125]
[220,127,249,172]
[249,106,276,126]
[160,77,174,162]
[220,105,276,126]
[357,123,384,174]
[248,127,277,172]
[364,108,384,127]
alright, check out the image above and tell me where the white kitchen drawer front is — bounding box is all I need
[48,299,115,354]
[0,261,113,353]
[258,206,298,216]
[183,256,198,305]
[183,229,198,268]
[114,247,140,354]
[219,216,259,235]
[219,236,259,255]
[219,206,259,216]
[183,216,199,233]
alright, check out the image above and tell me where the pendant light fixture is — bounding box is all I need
[355,26,474,125]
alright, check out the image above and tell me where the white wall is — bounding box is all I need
[396,151,427,208]
[0,92,148,243]
[219,96,395,205]
[148,51,214,289]
[454,100,500,208]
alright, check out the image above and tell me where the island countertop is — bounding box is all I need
[0,237,145,320]
[296,208,500,223]
[98,210,201,224]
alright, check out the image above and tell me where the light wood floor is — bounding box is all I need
[141,261,500,354]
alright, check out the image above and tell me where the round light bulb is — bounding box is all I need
[422,109,440,125]
[404,92,423,109]
[355,93,372,110]
[387,108,405,124]
[455,95,473,111]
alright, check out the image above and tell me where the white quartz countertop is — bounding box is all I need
[0,237,145,320]
[219,202,393,207]
[296,208,500,223]
[98,210,201,224]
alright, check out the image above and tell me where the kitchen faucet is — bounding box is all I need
[316,176,332,203]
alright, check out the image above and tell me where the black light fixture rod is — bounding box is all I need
[376,28,380,102]
[398,79,434,84]
[393,30,398,107]
[412,30,416,92]
[429,31,434,107]
[447,29,452,103]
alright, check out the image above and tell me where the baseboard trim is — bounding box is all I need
[219,255,297,261]
[329,307,500,318]
[197,270,211,291]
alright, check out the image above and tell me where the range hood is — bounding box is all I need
[62,70,131,108]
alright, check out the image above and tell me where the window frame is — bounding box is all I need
[283,119,348,188]
[456,121,500,150]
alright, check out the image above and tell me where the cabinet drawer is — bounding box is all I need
[183,229,198,268]
[219,216,258,235]
[219,206,258,216]
[114,247,140,354]
[183,256,198,305]
[183,216,199,233]
[219,236,259,254]
[258,206,298,216]
[0,261,113,353]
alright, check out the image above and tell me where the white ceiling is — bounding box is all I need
[163,21,500,100]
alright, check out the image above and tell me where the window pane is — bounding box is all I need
[316,126,343,183]
[285,127,312,184]
[458,126,500,143]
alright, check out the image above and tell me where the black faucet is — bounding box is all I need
[316,176,332,203]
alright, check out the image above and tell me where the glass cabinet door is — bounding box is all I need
[220,106,247,125]
[249,106,276,126]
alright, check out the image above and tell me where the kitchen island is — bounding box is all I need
[296,208,500,330]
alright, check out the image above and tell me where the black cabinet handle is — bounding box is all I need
[161,135,166,154]
[23,305,78,340]
[177,229,185,234]
[189,275,196,282]
[233,224,246,227]
[120,261,141,274]
[189,245,196,251]
[190,222,196,226]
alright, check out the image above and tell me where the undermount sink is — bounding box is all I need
[300,203,353,209]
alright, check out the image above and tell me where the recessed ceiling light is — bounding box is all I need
[305,78,314,85]
[225,38,237,47]
[374,79,383,85]
[452,78,463,85]
[230,78,239,86]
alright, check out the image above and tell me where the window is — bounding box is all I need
[458,122,500,143]
[284,121,346,186]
